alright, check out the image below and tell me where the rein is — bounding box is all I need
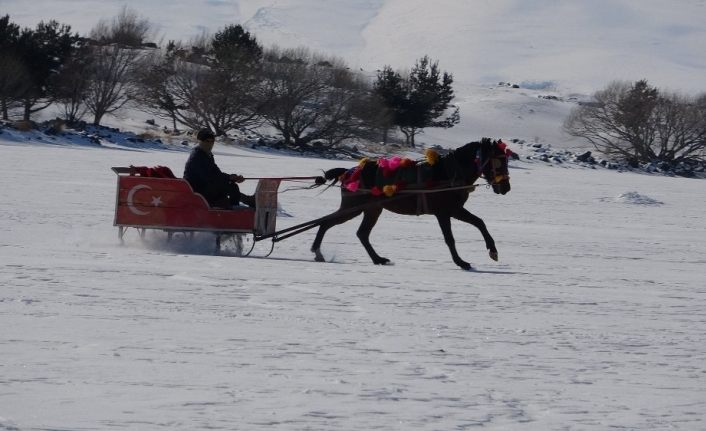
[242,176,324,193]
[351,183,480,195]
[242,176,322,181]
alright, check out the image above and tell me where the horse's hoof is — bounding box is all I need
[313,249,325,262]
[489,250,498,261]
[457,261,472,271]
[374,258,391,265]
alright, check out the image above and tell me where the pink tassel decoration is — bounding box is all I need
[345,181,360,192]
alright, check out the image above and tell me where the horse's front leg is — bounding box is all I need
[311,208,363,262]
[451,207,498,261]
[435,213,472,270]
[357,207,390,265]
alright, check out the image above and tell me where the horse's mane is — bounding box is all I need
[439,138,494,183]
[444,138,494,162]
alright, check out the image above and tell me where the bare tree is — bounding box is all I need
[258,47,372,147]
[306,67,378,147]
[132,48,181,131]
[133,51,262,135]
[651,91,706,164]
[90,6,156,47]
[565,81,633,159]
[170,58,262,135]
[132,39,211,132]
[259,47,331,146]
[133,26,264,136]
[84,45,140,125]
[53,44,92,123]
[162,59,204,129]
[565,80,706,165]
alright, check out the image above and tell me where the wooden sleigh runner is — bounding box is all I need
[112,166,281,256]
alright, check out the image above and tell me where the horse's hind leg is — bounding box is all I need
[357,206,389,265]
[435,213,472,270]
[451,207,498,261]
[311,208,363,262]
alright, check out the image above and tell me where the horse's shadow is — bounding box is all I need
[466,268,523,275]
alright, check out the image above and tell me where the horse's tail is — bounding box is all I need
[314,167,348,186]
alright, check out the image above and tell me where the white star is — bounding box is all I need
[150,196,163,207]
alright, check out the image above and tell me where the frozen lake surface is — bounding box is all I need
[1,140,704,430]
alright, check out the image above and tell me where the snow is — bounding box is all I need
[2,1,706,429]
[2,130,705,430]
[607,191,665,206]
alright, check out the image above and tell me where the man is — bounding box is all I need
[183,128,255,208]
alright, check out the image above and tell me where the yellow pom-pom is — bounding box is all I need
[425,148,439,166]
[383,184,397,197]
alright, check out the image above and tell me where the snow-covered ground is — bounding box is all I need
[1,1,706,429]
[1,130,705,430]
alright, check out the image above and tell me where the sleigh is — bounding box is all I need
[112,166,281,255]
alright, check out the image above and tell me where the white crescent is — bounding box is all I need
[127,184,151,216]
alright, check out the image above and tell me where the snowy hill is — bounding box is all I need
[4,0,706,149]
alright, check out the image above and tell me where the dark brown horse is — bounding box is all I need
[311,138,513,270]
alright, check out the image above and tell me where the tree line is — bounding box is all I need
[3,9,703,166]
[0,8,459,148]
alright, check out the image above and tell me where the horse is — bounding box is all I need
[311,138,513,270]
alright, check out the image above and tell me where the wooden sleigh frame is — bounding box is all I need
[112,167,281,256]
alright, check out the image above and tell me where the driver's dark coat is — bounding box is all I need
[183,146,231,205]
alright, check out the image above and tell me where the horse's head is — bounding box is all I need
[483,139,512,195]
[451,138,512,195]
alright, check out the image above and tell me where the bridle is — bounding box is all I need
[477,141,511,186]
[488,155,510,185]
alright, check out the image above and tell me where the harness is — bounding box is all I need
[336,141,511,215]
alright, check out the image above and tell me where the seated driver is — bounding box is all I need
[183,128,255,208]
